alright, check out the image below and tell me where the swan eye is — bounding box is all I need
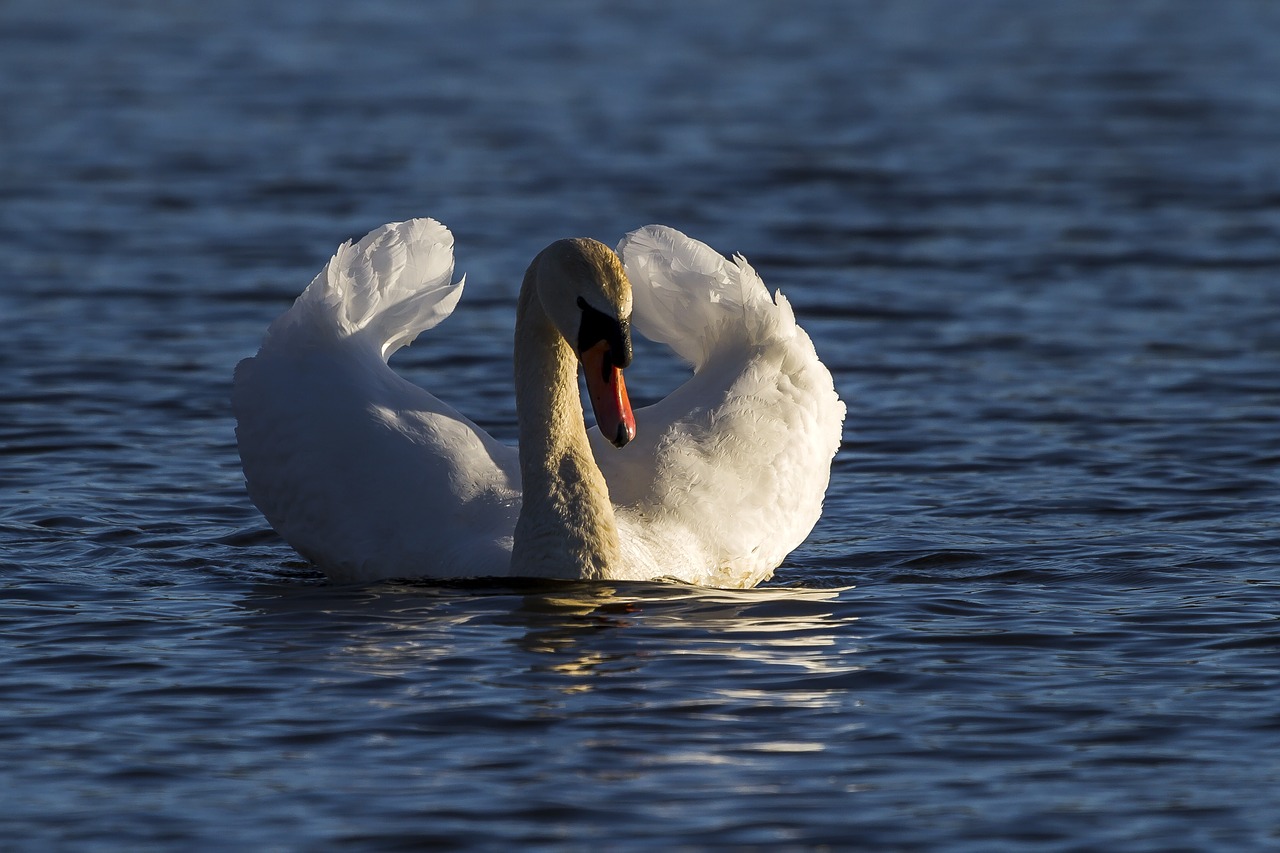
[576,297,632,368]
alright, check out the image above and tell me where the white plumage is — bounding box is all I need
[233,218,843,587]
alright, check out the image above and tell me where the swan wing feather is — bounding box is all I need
[596,226,845,587]
[234,218,841,588]
[233,219,520,582]
[266,218,464,360]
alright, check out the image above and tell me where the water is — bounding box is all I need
[3,0,1280,849]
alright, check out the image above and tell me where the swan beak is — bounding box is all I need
[582,341,636,449]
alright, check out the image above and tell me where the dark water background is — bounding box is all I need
[4,1,1280,849]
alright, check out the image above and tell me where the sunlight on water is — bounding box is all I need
[3,0,1280,849]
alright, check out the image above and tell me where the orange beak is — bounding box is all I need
[581,341,636,448]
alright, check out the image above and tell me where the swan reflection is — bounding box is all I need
[503,582,862,703]
[237,580,864,717]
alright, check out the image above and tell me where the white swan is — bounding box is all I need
[232,219,844,587]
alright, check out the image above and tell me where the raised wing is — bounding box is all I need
[233,219,520,582]
[592,226,845,587]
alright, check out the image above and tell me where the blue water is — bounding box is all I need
[4,1,1280,849]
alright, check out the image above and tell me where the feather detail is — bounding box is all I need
[235,219,844,587]
[265,218,463,360]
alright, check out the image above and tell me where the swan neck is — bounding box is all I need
[511,265,620,579]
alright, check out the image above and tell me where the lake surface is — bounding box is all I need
[4,1,1280,849]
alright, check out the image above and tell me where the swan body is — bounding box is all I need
[233,219,844,587]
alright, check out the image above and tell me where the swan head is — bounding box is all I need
[532,238,636,449]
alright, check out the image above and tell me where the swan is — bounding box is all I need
[232,218,844,587]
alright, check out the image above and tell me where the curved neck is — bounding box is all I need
[511,266,621,579]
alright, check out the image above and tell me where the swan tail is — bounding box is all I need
[617,225,795,370]
[266,218,464,361]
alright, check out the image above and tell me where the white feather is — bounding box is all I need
[233,219,844,587]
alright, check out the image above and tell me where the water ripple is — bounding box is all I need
[4,0,1280,849]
